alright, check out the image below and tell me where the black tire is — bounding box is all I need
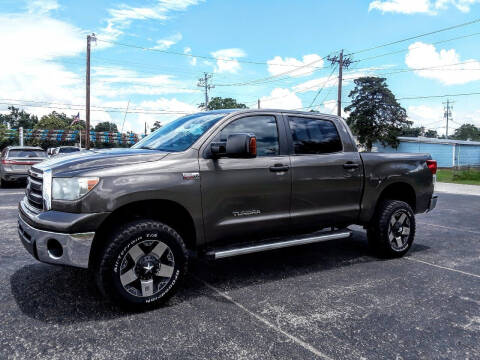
[0,178,7,188]
[94,219,188,310]
[367,200,416,258]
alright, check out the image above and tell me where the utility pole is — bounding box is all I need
[86,33,96,150]
[197,73,214,110]
[121,100,130,134]
[327,49,352,117]
[443,99,454,139]
[257,99,261,109]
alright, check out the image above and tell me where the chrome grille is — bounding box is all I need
[26,169,43,211]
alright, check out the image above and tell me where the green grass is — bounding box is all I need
[437,168,480,186]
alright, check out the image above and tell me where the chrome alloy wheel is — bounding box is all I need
[388,210,411,251]
[119,240,175,298]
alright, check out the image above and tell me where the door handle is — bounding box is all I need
[270,164,289,172]
[343,162,359,170]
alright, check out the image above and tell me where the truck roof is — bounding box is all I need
[200,108,342,120]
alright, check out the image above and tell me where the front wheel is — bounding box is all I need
[95,220,188,310]
[367,200,416,258]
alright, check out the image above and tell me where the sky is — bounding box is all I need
[1,0,480,135]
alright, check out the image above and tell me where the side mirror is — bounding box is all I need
[211,133,257,158]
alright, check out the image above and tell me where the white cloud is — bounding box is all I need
[210,48,246,73]
[369,0,480,14]
[152,33,182,50]
[405,42,480,85]
[27,0,59,14]
[435,0,480,12]
[92,66,199,97]
[369,0,432,14]
[184,47,197,65]
[293,68,375,93]
[129,98,198,133]
[406,104,480,136]
[99,0,202,45]
[267,54,324,78]
[0,11,85,117]
[260,88,302,109]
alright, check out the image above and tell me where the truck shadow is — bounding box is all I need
[10,229,429,324]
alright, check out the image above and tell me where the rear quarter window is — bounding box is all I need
[288,116,343,155]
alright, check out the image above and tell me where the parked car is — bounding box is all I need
[51,146,81,157]
[17,110,437,309]
[1,146,47,187]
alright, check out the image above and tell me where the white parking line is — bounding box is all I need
[195,276,333,360]
[0,206,18,210]
[0,191,25,195]
[406,257,480,279]
[418,222,480,235]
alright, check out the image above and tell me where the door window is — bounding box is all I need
[217,115,280,157]
[288,116,342,154]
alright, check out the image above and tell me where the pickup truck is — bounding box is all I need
[17,109,438,309]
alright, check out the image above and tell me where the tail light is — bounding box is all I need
[249,137,257,156]
[427,160,437,175]
[1,159,35,165]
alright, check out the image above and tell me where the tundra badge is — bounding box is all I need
[183,172,200,180]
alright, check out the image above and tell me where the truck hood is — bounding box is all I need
[33,148,168,176]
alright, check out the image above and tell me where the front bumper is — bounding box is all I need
[18,213,94,268]
[427,194,438,212]
[17,198,108,269]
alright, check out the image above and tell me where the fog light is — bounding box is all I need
[47,239,63,259]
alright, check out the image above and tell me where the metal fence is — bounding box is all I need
[374,137,480,168]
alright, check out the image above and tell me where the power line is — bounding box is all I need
[346,17,480,56]
[342,60,480,81]
[213,52,337,87]
[0,98,190,113]
[397,91,480,101]
[309,65,338,108]
[353,31,480,64]
[96,38,327,69]
[0,101,190,115]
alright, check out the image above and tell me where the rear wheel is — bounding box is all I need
[95,220,188,310]
[367,200,416,258]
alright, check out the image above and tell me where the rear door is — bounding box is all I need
[199,113,291,247]
[285,115,363,229]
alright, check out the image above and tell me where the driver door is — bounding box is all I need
[199,114,291,247]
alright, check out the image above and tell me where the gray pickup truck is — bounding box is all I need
[17,109,437,309]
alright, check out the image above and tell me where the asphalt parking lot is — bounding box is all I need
[0,186,479,359]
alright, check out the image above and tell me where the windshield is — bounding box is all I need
[8,149,46,158]
[133,112,228,152]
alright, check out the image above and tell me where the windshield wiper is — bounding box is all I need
[137,146,157,150]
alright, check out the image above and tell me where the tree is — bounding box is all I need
[95,121,118,132]
[199,97,247,110]
[150,121,162,132]
[424,129,438,138]
[0,106,38,129]
[35,111,71,130]
[345,77,411,151]
[0,123,9,149]
[452,123,480,141]
[31,111,79,148]
[401,126,424,137]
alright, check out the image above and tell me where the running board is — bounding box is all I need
[206,229,351,260]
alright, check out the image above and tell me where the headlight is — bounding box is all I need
[52,177,99,201]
